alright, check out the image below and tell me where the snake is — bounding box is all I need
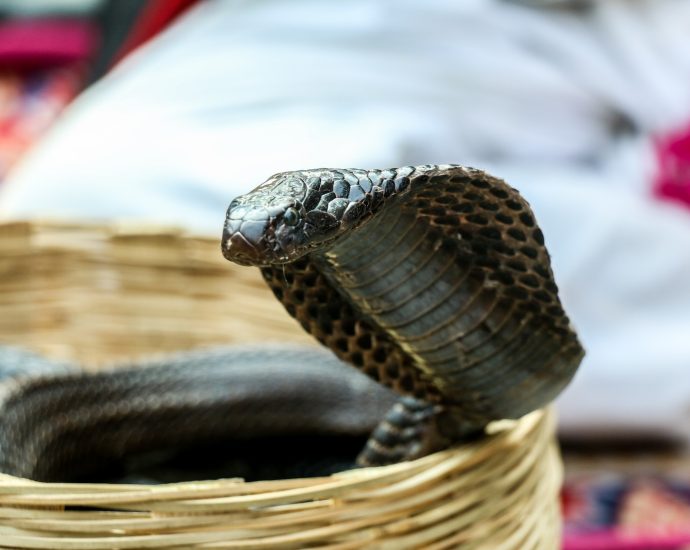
[0,345,396,481]
[0,164,583,482]
[222,164,584,465]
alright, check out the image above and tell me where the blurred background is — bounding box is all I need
[0,0,689,547]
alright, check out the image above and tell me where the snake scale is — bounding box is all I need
[0,164,583,482]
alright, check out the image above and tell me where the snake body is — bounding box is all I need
[0,164,583,481]
[0,346,395,481]
[222,164,584,463]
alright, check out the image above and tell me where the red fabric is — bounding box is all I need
[0,19,97,71]
[654,122,690,209]
[113,0,201,65]
[0,69,82,179]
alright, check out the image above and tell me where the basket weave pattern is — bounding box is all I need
[0,410,560,549]
[0,222,562,549]
[0,221,311,365]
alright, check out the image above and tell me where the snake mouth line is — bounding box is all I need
[223,243,291,267]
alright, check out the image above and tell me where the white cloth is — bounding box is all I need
[2,0,690,440]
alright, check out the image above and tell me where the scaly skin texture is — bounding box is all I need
[0,346,395,481]
[222,164,584,464]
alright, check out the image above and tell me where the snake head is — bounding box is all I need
[222,168,411,266]
[222,170,363,266]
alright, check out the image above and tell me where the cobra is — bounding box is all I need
[0,164,583,481]
[222,164,584,465]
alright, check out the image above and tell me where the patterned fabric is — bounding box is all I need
[563,472,690,550]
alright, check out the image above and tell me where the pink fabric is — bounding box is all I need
[654,122,690,209]
[0,19,97,70]
[565,532,690,550]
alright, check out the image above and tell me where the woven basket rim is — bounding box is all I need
[0,409,560,549]
[0,409,550,491]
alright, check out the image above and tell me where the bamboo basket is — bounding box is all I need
[0,221,562,549]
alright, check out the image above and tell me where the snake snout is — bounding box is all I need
[222,218,268,266]
[222,231,262,265]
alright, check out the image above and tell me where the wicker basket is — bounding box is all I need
[0,221,562,549]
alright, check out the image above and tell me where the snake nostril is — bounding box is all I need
[223,232,262,264]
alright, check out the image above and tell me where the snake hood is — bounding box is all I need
[222,167,413,266]
[223,164,584,464]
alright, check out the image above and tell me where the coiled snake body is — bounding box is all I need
[0,164,583,481]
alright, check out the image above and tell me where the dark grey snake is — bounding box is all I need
[0,345,396,482]
[0,164,583,482]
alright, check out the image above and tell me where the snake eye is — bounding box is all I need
[283,207,300,226]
